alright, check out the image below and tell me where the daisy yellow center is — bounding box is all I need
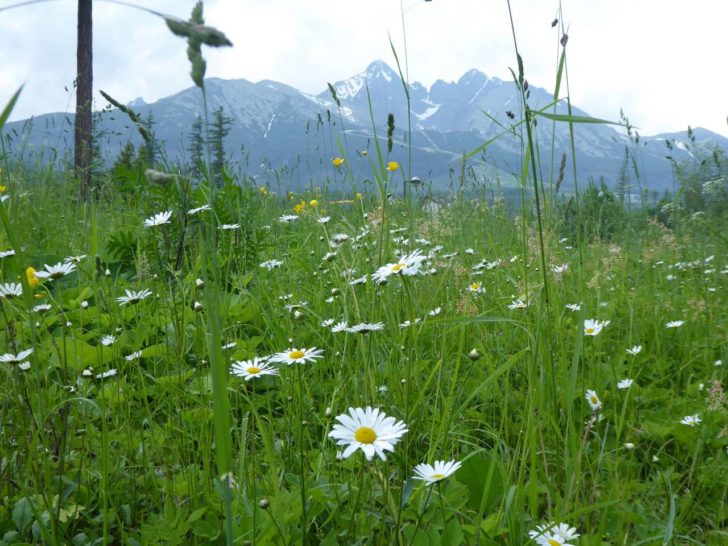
[431,473,446,480]
[354,426,377,444]
[391,263,404,272]
[470,283,479,290]
[585,327,595,334]
[548,539,562,546]
[247,366,261,375]
[289,350,305,359]
[590,395,599,404]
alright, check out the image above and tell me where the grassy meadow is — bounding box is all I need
[0,160,726,545]
[1,3,728,545]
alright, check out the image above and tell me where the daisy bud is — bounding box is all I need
[105,269,111,276]
[193,301,203,311]
[331,288,340,295]
[81,300,89,309]
[469,349,481,361]
[258,499,270,509]
[196,278,204,288]
[624,442,635,450]
[294,310,304,320]
[325,407,332,417]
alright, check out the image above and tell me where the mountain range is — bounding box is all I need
[4,60,727,194]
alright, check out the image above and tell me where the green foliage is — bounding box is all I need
[559,180,625,241]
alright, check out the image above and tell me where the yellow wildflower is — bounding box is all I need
[258,186,268,195]
[293,200,306,214]
[0,185,7,193]
[332,157,344,167]
[26,266,39,288]
[309,199,319,207]
[387,161,400,172]
[355,193,363,200]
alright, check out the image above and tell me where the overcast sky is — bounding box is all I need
[1,0,726,137]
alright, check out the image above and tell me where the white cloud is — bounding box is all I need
[0,0,726,136]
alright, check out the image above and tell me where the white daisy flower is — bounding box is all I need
[467,282,484,294]
[0,249,16,258]
[371,249,426,284]
[219,223,240,230]
[585,389,602,411]
[320,318,335,328]
[32,303,52,313]
[95,369,117,379]
[349,275,367,286]
[665,320,685,328]
[428,307,442,316]
[347,322,385,334]
[551,263,569,274]
[565,303,581,312]
[101,335,117,346]
[680,414,701,426]
[231,358,278,381]
[617,378,634,390]
[18,361,31,371]
[0,348,34,364]
[330,321,349,333]
[328,406,408,461]
[260,259,284,270]
[626,345,642,355]
[188,204,211,215]
[269,347,324,365]
[330,233,349,247]
[412,460,461,485]
[222,342,237,350]
[278,215,299,223]
[116,289,152,306]
[507,298,528,310]
[583,319,610,336]
[34,261,77,280]
[464,248,475,255]
[528,522,579,546]
[317,216,331,224]
[124,350,144,361]
[64,254,87,264]
[399,319,421,329]
[144,210,172,228]
[0,282,22,299]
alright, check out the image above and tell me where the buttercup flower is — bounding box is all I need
[329,406,408,461]
[332,157,344,167]
[386,161,399,172]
